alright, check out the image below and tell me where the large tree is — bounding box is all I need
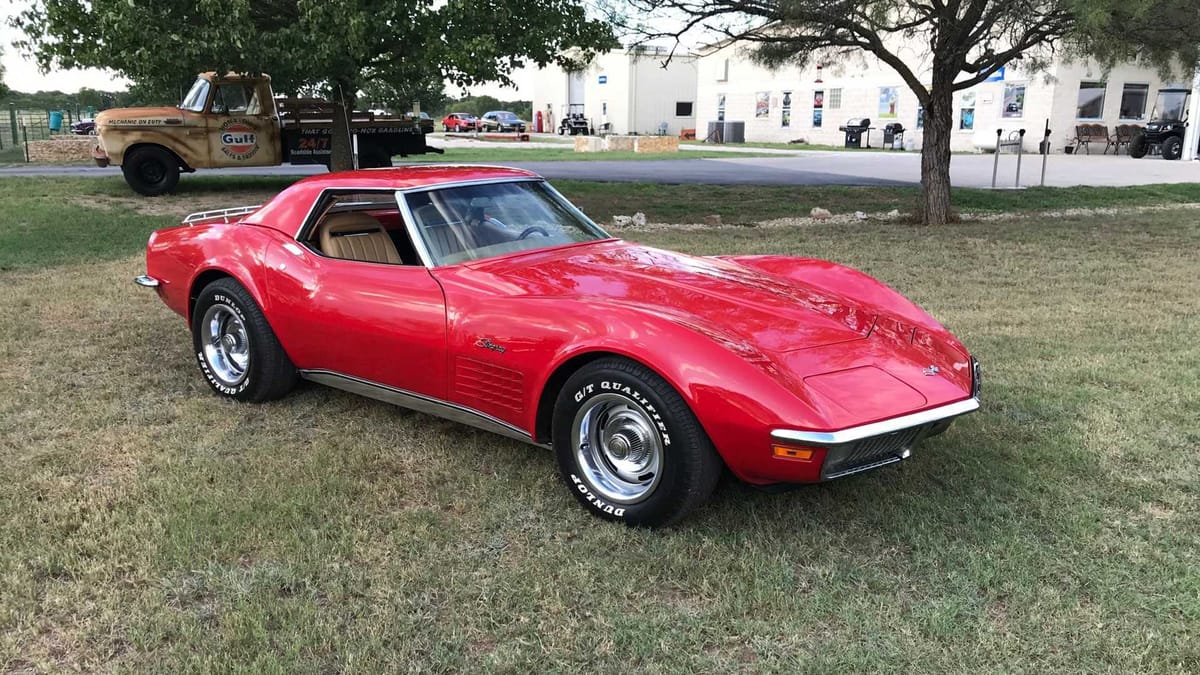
[12,0,615,170]
[621,0,1200,225]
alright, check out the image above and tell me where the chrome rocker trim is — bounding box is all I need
[770,397,980,446]
[299,369,547,448]
[134,275,160,288]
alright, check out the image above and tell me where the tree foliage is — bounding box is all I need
[12,0,617,168]
[620,0,1200,224]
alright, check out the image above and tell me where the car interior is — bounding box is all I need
[304,193,422,266]
[302,184,597,267]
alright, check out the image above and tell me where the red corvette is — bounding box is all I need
[136,166,980,526]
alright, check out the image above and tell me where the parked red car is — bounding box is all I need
[441,112,478,132]
[136,166,980,526]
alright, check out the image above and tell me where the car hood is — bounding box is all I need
[96,106,191,126]
[458,241,875,353]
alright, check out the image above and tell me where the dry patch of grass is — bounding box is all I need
[1,184,1198,671]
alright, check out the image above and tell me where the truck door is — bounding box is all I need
[207,80,281,167]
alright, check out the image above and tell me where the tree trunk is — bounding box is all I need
[919,84,955,225]
[329,81,357,172]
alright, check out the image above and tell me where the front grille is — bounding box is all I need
[822,424,931,479]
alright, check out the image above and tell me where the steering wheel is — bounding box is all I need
[518,226,550,239]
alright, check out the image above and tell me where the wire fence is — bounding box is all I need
[1,105,99,160]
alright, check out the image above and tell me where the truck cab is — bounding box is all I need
[94,73,283,194]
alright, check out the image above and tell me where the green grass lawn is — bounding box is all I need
[1,176,1198,671]
[6,175,1200,273]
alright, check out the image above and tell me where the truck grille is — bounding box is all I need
[822,424,931,479]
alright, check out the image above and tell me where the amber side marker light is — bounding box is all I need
[772,444,818,461]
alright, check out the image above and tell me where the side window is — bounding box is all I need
[303,193,421,266]
[211,84,255,115]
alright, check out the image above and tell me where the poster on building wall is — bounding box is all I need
[813,89,823,128]
[781,91,792,128]
[1002,83,1025,118]
[879,87,899,119]
[755,92,770,118]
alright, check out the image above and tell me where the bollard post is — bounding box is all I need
[1014,129,1026,187]
[1040,121,1051,187]
[991,128,1002,188]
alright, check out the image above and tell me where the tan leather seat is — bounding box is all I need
[318,212,402,264]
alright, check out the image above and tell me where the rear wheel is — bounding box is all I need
[191,278,298,402]
[358,146,392,168]
[122,146,180,196]
[1161,135,1183,160]
[552,357,722,527]
[1129,133,1148,158]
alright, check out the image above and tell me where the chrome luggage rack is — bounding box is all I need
[183,204,262,225]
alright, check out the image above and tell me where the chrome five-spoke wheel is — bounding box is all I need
[201,303,250,385]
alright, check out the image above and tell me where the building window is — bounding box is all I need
[755,92,770,118]
[1119,83,1148,120]
[675,101,693,117]
[1076,81,1106,119]
[1002,83,1025,118]
[827,88,842,109]
[717,94,726,122]
[960,92,976,129]
[781,91,792,128]
[916,106,925,129]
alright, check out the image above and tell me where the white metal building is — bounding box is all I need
[695,41,1195,155]
[531,47,699,137]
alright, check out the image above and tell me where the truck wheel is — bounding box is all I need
[1129,134,1148,159]
[122,146,180,196]
[358,148,392,169]
[1161,136,1183,160]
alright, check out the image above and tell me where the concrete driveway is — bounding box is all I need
[1,150,1195,189]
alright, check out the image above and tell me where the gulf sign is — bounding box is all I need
[219,119,260,160]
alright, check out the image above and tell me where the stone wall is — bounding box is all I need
[631,135,679,153]
[575,135,681,153]
[26,137,95,163]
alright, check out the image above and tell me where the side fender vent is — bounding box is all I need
[454,357,525,416]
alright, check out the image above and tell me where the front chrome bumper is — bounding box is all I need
[771,396,981,480]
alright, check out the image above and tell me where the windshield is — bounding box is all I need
[1153,90,1189,122]
[401,180,609,266]
[179,78,211,112]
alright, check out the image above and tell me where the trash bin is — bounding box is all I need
[48,111,63,132]
[839,118,871,148]
[883,123,905,150]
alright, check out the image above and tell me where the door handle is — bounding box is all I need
[187,130,205,136]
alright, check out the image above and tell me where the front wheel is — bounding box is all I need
[552,357,722,527]
[1129,134,1148,158]
[122,145,180,196]
[192,278,298,402]
[1161,135,1183,160]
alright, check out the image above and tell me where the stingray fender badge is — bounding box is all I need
[923,365,940,376]
[475,337,506,354]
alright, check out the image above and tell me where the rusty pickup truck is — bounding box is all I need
[94,72,442,195]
